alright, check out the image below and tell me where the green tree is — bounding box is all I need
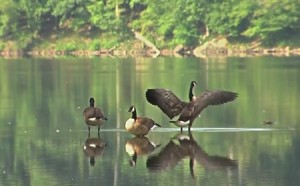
[0,0,18,37]
[243,0,300,44]
[87,0,132,40]
[0,0,49,48]
[1,0,300,50]
[131,0,207,47]
[205,0,256,37]
[46,0,92,31]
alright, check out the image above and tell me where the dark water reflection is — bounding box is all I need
[83,134,107,166]
[0,57,300,185]
[146,132,237,175]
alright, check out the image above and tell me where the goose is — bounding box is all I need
[125,106,161,137]
[146,81,238,131]
[83,97,107,134]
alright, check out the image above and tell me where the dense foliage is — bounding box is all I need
[0,0,300,49]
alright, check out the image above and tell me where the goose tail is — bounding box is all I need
[151,122,161,130]
[155,122,161,127]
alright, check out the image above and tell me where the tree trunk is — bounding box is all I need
[134,32,160,57]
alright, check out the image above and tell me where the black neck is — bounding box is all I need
[90,102,95,107]
[189,83,195,101]
[131,110,137,120]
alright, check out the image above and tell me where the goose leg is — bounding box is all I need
[88,126,91,134]
[180,127,183,133]
[189,158,195,178]
[98,126,100,134]
[188,125,191,132]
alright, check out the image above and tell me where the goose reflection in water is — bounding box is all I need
[125,136,160,167]
[146,132,237,177]
[83,134,107,166]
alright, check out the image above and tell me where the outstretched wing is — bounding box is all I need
[146,89,188,119]
[193,90,238,117]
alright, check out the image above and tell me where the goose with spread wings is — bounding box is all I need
[145,81,238,131]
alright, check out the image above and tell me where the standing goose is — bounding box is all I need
[146,81,238,131]
[125,106,161,137]
[83,97,107,134]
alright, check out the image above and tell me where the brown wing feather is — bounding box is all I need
[136,117,155,130]
[94,107,105,119]
[134,117,153,135]
[193,90,238,117]
[83,107,95,119]
[146,89,188,119]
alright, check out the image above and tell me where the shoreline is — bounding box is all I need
[1,46,300,58]
[1,37,300,58]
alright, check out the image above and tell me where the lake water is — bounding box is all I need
[0,56,299,186]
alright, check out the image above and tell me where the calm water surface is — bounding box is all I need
[0,57,299,186]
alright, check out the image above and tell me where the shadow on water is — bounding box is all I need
[83,133,107,166]
[146,132,237,178]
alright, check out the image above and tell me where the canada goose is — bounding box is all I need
[146,81,238,131]
[125,136,160,167]
[125,106,161,137]
[83,135,107,166]
[83,97,107,134]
